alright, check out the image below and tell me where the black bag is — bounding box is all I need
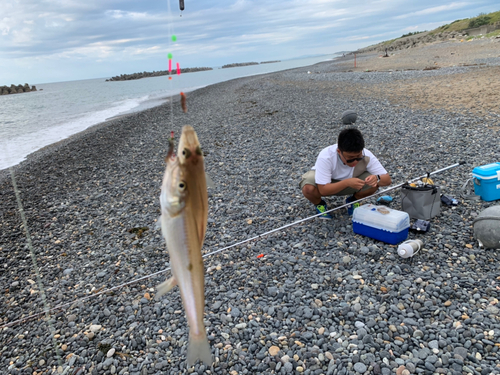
[400,183,441,220]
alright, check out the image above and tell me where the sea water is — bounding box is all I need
[0,55,338,170]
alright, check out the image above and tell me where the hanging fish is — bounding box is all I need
[156,126,212,366]
[179,0,185,11]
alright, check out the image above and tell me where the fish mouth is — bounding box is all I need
[179,126,199,148]
[178,126,203,164]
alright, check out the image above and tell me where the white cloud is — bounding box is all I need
[11,27,34,44]
[394,2,469,19]
[0,18,12,35]
[0,0,497,83]
[105,10,151,20]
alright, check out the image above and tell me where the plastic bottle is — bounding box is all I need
[397,239,424,258]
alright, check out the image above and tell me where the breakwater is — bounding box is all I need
[106,67,213,81]
[1,84,37,95]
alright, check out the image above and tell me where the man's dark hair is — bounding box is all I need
[338,127,365,152]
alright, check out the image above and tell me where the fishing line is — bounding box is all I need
[0,161,464,329]
[2,0,183,331]
[2,0,186,345]
[7,167,64,369]
[167,0,175,127]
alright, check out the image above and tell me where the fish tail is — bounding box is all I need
[187,332,213,367]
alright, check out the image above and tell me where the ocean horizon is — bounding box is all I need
[0,54,340,171]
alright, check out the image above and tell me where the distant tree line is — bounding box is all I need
[400,31,426,38]
[106,67,213,81]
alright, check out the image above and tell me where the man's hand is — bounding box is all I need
[364,175,378,188]
[347,177,368,191]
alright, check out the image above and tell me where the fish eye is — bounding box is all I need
[178,181,187,191]
[182,148,192,158]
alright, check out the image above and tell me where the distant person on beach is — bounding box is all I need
[299,128,392,219]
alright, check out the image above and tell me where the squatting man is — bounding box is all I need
[299,128,392,219]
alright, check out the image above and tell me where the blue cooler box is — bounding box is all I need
[472,163,500,202]
[352,204,410,245]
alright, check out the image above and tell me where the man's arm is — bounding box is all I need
[364,173,391,188]
[364,151,391,188]
[378,173,391,187]
[317,178,367,196]
[319,173,391,195]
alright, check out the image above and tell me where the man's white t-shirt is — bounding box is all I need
[313,144,387,185]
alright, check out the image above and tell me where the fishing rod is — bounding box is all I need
[204,161,466,258]
[323,160,467,214]
[0,161,465,329]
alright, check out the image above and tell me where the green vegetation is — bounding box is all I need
[400,31,426,38]
[487,29,500,37]
[430,10,500,33]
[363,9,500,51]
[469,13,492,28]
[382,38,398,45]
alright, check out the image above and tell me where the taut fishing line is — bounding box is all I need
[2,0,185,348]
[7,167,65,370]
[1,161,464,329]
[167,0,175,127]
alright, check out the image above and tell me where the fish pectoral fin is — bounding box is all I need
[205,172,215,189]
[155,277,177,300]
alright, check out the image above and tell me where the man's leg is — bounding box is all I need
[299,170,323,204]
[352,185,377,199]
[302,184,322,205]
[299,170,332,219]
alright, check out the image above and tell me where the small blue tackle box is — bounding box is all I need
[472,162,500,202]
[352,204,410,245]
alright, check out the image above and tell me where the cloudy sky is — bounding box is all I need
[1,0,498,84]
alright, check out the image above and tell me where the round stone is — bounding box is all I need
[473,206,500,249]
[354,362,367,373]
[269,346,280,356]
[341,110,358,124]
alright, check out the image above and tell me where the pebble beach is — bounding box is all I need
[1,37,500,375]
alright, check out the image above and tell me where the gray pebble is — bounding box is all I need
[428,340,439,349]
[284,362,293,373]
[353,362,367,373]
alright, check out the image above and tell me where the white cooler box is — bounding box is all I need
[352,204,410,245]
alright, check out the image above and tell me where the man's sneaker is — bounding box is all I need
[345,195,360,215]
[315,202,332,219]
